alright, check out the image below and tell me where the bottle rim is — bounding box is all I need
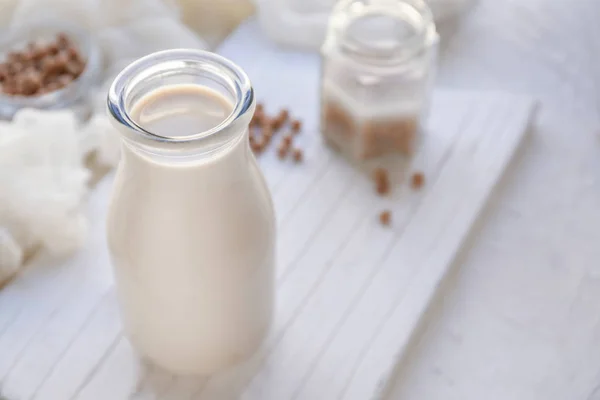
[107,49,254,148]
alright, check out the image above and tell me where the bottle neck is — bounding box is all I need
[107,49,254,158]
[120,128,251,168]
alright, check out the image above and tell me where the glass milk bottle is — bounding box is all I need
[320,0,438,162]
[106,50,275,375]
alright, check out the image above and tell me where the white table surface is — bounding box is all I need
[217,0,600,398]
[385,0,600,399]
[212,2,600,397]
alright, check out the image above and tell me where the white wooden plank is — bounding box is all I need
[272,143,332,224]
[32,292,122,400]
[0,260,64,337]
[291,96,511,400]
[129,363,175,400]
[0,285,110,399]
[0,260,94,379]
[160,375,206,400]
[75,337,139,400]
[274,152,356,278]
[339,97,535,400]
[255,131,296,190]
[241,94,472,400]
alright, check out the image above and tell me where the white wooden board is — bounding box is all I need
[0,20,535,400]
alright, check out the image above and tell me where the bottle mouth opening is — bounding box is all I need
[107,49,254,145]
[328,0,436,64]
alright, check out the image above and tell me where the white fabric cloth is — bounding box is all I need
[0,110,90,283]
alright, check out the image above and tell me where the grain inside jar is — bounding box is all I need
[321,84,420,160]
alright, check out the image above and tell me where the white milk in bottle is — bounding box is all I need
[106,50,275,375]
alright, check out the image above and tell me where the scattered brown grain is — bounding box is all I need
[282,134,293,147]
[373,168,390,195]
[277,144,289,159]
[271,117,283,131]
[291,119,302,133]
[292,148,303,163]
[410,172,425,190]
[278,109,289,124]
[379,210,391,226]
[249,104,307,163]
[263,126,274,140]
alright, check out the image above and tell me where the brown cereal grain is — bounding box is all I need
[54,51,69,69]
[277,144,289,159]
[291,119,302,133]
[7,62,24,75]
[373,168,390,195]
[46,81,61,92]
[411,172,425,190]
[379,210,391,226]
[271,117,284,131]
[292,148,303,163]
[278,109,289,124]
[282,134,293,147]
[19,72,42,95]
[46,43,59,56]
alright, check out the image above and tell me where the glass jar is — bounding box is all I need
[106,50,275,375]
[320,0,438,162]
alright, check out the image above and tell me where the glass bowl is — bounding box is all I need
[0,22,102,120]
